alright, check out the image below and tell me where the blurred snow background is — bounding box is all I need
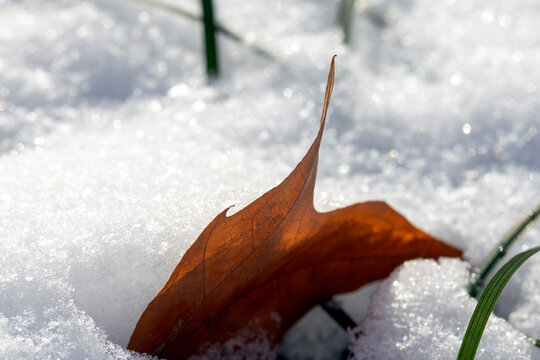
[0,0,539,359]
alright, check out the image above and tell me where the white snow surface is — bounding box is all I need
[0,0,539,359]
[350,259,534,360]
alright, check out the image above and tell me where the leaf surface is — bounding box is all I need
[128,57,462,358]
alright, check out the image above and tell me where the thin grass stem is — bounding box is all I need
[320,299,357,360]
[469,202,540,298]
[337,0,356,44]
[126,0,275,60]
[200,0,219,78]
[320,298,358,331]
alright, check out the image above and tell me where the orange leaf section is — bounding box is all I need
[128,56,462,359]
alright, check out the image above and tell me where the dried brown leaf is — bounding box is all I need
[128,56,462,359]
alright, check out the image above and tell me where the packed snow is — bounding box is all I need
[350,259,534,360]
[0,0,539,359]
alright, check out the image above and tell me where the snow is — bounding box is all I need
[350,259,534,360]
[0,0,539,359]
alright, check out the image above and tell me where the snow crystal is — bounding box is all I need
[190,327,278,360]
[0,301,150,360]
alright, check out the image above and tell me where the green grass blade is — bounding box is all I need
[457,246,540,360]
[469,202,540,297]
[201,0,219,78]
[337,0,356,44]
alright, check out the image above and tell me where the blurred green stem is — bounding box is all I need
[127,0,275,60]
[201,0,219,78]
[337,0,355,44]
[129,0,199,20]
[469,201,540,298]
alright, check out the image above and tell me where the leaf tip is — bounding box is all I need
[319,56,336,129]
